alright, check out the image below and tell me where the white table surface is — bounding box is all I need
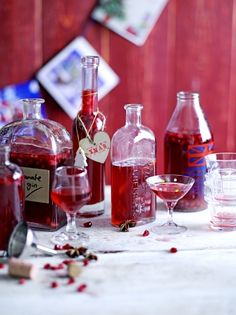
[1,186,236,315]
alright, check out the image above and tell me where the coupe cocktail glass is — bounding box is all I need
[146,174,194,234]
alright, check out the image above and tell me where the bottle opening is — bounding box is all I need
[177,91,199,100]
[81,56,99,68]
[124,104,143,111]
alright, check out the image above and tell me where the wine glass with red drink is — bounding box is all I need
[51,166,91,245]
[146,174,195,234]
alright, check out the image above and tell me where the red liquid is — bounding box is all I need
[0,175,24,250]
[51,187,91,214]
[72,89,105,216]
[10,148,71,230]
[111,158,155,226]
[150,182,189,201]
[164,131,214,211]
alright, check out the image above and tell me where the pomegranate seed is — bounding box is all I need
[62,259,74,265]
[54,244,63,250]
[169,247,178,253]
[51,281,59,288]
[83,221,92,228]
[77,283,87,292]
[0,263,5,269]
[83,259,89,266]
[43,263,51,270]
[142,230,149,237]
[62,243,74,250]
[67,277,75,285]
[18,278,26,285]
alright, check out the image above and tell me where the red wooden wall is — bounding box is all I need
[0,0,236,183]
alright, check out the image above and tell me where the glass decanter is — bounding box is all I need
[111,104,156,227]
[164,91,214,211]
[0,145,24,250]
[0,98,73,231]
[72,56,108,217]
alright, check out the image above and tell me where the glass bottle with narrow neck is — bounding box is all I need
[164,91,214,211]
[111,104,156,226]
[0,145,24,250]
[73,56,106,217]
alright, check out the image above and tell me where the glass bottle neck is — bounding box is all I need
[125,104,143,126]
[81,56,99,114]
[177,91,200,109]
[22,99,44,119]
[0,145,10,164]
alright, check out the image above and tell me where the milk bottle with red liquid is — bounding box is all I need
[111,104,156,226]
[164,91,214,211]
[0,145,24,250]
[0,98,72,230]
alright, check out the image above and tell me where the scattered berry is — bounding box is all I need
[18,278,26,285]
[169,247,178,253]
[83,221,92,228]
[62,259,75,266]
[43,263,51,270]
[83,259,89,267]
[51,281,59,288]
[67,277,75,285]
[0,263,5,269]
[142,230,150,237]
[77,283,87,293]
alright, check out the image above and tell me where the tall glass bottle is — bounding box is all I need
[111,104,156,226]
[0,98,72,230]
[0,145,24,250]
[73,56,108,217]
[164,91,214,211]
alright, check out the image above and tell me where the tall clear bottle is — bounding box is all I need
[73,56,108,217]
[0,145,24,250]
[111,104,156,226]
[0,98,72,230]
[164,91,214,211]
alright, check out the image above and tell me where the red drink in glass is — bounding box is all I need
[0,175,24,250]
[10,148,71,230]
[51,187,91,214]
[151,182,190,201]
[164,131,214,210]
[111,158,155,226]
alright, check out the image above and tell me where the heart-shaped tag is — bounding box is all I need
[79,131,110,164]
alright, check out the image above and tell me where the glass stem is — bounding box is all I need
[165,201,177,225]
[66,213,77,234]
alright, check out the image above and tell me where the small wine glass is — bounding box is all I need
[51,166,91,245]
[146,174,195,234]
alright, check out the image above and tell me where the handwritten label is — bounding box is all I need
[79,131,110,164]
[21,167,50,204]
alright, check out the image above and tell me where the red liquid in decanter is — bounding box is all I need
[111,158,155,226]
[10,147,71,230]
[164,130,214,210]
[0,175,24,250]
[73,89,105,217]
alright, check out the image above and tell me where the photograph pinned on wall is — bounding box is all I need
[36,36,119,119]
[92,0,169,46]
[0,80,44,129]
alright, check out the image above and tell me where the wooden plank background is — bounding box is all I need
[0,0,235,183]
